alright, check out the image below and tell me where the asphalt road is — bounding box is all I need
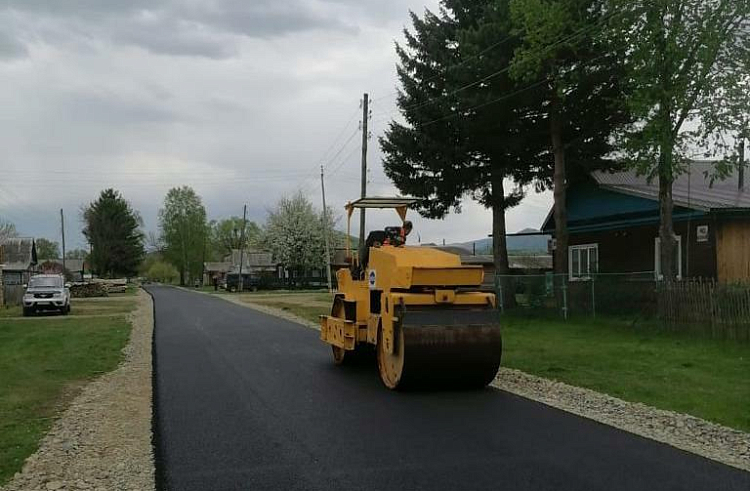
[150,286,749,491]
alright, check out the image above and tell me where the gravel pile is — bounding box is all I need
[1,290,155,491]
[224,295,750,473]
[492,368,750,472]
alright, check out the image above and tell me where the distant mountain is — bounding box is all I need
[454,228,549,255]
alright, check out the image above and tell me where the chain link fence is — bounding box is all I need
[494,273,750,341]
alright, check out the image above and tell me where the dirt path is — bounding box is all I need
[1,290,155,491]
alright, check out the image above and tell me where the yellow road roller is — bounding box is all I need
[319,197,502,389]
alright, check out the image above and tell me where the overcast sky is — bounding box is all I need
[0,0,552,250]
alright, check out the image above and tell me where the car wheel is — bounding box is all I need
[22,307,31,317]
[62,305,69,316]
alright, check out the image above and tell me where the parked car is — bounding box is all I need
[22,274,71,316]
[224,273,260,292]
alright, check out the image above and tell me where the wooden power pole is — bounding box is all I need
[238,204,247,293]
[60,208,66,273]
[321,166,333,292]
[358,93,369,263]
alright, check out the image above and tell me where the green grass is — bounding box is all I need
[239,294,750,432]
[0,298,137,318]
[242,292,333,322]
[501,315,750,431]
[250,301,329,324]
[0,306,21,318]
[0,314,133,484]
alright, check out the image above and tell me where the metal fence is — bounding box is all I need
[495,273,750,342]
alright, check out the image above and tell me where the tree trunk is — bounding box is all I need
[658,142,677,281]
[491,172,515,308]
[550,92,568,277]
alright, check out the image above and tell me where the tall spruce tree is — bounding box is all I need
[381,0,545,300]
[83,189,145,277]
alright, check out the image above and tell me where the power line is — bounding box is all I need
[370,32,519,104]
[372,8,624,126]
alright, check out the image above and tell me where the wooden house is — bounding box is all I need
[542,162,750,282]
[0,237,38,305]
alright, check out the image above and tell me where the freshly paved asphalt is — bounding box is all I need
[149,286,750,491]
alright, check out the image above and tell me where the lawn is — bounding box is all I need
[240,294,750,432]
[502,315,750,431]
[0,297,137,318]
[0,304,134,484]
[238,292,333,321]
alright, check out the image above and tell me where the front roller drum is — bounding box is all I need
[377,307,502,390]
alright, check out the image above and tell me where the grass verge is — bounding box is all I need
[0,297,137,319]
[502,315,750,432]
[242,294,750,432]
[0,309,133,484]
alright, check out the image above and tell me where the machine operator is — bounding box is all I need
[361,220,413,271]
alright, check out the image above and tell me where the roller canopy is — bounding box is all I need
[345,196,417,220]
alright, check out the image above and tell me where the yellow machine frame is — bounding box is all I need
[319,197,502,389]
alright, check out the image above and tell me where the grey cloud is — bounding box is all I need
[111,17,238,59]
[0,29,26,58]
[1,0,360,58]
[56,90,178,125]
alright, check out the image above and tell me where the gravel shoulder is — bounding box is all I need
[1,289,155,491]
[213,291,750,473]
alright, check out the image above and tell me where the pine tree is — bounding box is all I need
[83,189,145,277]
[380,0,545,301]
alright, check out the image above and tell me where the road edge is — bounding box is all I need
[1,289,157,491]
[199,288,750,473]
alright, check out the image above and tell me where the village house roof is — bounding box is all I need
[592,161,750,211]
[41,259,87,272]
[226,250,276,272]
[204,262,232,273]
[0,237,37,271]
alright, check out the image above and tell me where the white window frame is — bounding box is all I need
[655,236,682,280]
[568,243,598,281]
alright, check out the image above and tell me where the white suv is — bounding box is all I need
[23,274,71,316]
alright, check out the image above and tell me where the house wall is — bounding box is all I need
[568,219,717,278]
[716,218,750,283]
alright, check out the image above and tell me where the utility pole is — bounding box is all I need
[739,124,746,191]
[60,209,66,273]
[238,204,247,293]
[321,166,333,292]
[358,92,369,263]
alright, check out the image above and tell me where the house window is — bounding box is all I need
[655,236,682,280]
[569,244,598,280]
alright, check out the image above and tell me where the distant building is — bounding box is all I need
[420,244,551,289]
[0,237,38,305]
[39,259,88,282]
[203,261,232,285]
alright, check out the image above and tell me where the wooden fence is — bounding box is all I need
[658,280,750,342]
[2,284,24,307]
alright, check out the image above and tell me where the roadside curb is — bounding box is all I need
[1,289,156,491]
[193,287,750,474]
